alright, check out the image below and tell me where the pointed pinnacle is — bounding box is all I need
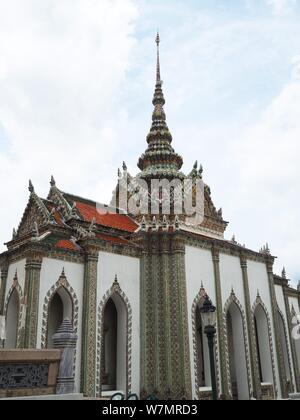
[28,180,34,193]
[156,32,161,83]
[50,175,56,187]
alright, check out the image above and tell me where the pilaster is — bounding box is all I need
[23,250,43,348]
[211,246,229,398]
[80,241,99,397]
[266,258,288,398]
[0,259,9,315]
[240,255,262,399]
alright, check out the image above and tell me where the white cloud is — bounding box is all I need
[0,0,299,285]
[266,0,297,15]
[0,0,137,246]
[233,79,300,281]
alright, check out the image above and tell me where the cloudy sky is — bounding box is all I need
[0,0,299,283]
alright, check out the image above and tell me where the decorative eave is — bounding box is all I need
[273,274,289,287]
[285,287,300,298]
[183,229,277,263]
[5,223,73,251]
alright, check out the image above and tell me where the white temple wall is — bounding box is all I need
[5,259,26,299]
[219,253,245,306]
[38,257,84,393]
[185,246,216,399]
[97,252,140,395]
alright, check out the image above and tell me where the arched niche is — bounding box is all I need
[224,296,250,400]
[192,289,216,397]
[5,288,20,349]
[254,304,274,385]
[97,279,132,398]
[47,287,73,348]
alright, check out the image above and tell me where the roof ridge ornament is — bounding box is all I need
[12,228,17,240]
[29,180,34,194]
[50,175,56,187]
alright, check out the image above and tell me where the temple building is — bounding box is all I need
[1,35,300,400]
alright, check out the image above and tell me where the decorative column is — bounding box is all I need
[53,318,78,394]
[139,229,192,400]
[80,241,98,397]
[211,246,230,398]
[240,255,262,399]
[0,259,8,315]
[283,284,300,392]
[161,232,172,397]
[266,258,288,398]
[140,232,155,398]
[171,232,192,400]
[23,249,43,348]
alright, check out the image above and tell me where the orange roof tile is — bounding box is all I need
[75,201,138,233]
[55,239,79,251]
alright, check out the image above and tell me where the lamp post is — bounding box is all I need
[200,294,217,401]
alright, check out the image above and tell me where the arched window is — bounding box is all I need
[5,288,19,349]
[226,302,249,400]
[47,287,73,348]
[254,305,273,384]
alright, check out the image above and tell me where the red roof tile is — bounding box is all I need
[55,239,78,251]
[75,201,138,233]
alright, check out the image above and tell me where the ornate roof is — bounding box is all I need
[5,177,139,252]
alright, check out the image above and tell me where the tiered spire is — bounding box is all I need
[138,33,184,180]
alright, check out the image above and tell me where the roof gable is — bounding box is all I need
[17,193,53,239]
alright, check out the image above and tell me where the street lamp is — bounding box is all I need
[200,294,217,401]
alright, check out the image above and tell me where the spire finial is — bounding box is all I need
[156,31,161,83]
[29,180,34,194]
